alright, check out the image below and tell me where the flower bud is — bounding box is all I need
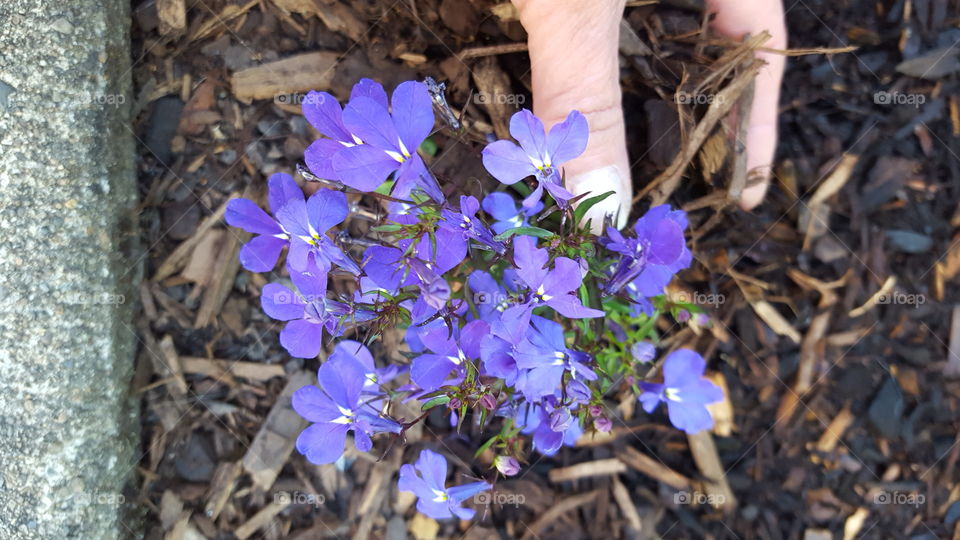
[588,405,603,417]
[549,408,573,432]
[631,342,656,364]
[478,394,497,410]
[494,456,521,476]
[594,416,613,433]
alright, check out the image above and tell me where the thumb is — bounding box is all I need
[516,0,631,231]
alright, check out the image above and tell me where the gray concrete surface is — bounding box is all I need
[0,1,140,538]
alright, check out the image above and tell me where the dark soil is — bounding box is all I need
[130,0,960,538]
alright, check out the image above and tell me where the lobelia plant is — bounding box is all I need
[226,77,724,521]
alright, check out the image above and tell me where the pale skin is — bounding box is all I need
[512,0,787,225]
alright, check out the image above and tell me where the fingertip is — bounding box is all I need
[738,173,770,210]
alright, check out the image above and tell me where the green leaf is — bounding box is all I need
[573,190,616,227]
[494,226,555,241]
[421,395,450,412]
[372,224,403,233]
[375,180,395,196]
[419,137,438,157]
[474,434,500,458]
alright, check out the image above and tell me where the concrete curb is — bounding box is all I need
[0,1,140,538]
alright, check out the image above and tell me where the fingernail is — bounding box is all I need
[568,165,630,231]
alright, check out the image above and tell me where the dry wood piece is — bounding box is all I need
[471,57,514,140]
[194,229,243,327]
[234,500,290,540]
[548,458,627,483]
[848,275,897,318]
[705,372,735,436]
[158,335,189,395]
[205,461,243,520]
[242,371,312,491]
[687,431,737,511]
[180,357,285,381]
[157,0,187,35]
[946,305,960,378]
[815,405,855,453]
[231,52,340,102]
[842,507,870,540]
[354,450,402,540]
[190,0,259,41]
[153,195,236,281]
[611,477,643,535]
[616,445,692,491]
[520,490,600,540]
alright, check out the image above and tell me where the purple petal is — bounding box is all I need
[646,219,685,266]
[390,81,434,153]
[275,197,310,238]
[521,181,544,210]
[333,340,375,372]
[341,96,401,151]
[411,354,457,391]
[353,428,373,452]
[350,78,389,109]
[542,177,574,203]
[289,261,328,300]
[239,235,286,272]
[307,188,348,235]
[509,109,547,160]
[302,91,352,142]
[261,283,303,321]
[267,172,304,215]
[663,349,706,388]
[532,423,564,455]
[291,385,342,423]
[319,353,367,409]
[296,422,349,464]
[304,138,346,180]
[226,198,282,235]
[280,319,324,358]
[482,192,519,221]
[512,236,549,289]
[415,449,448,491]
[631,264,676,297]
[638,387,663,414]
[417,498,453,520]
[398,463,435,501]
[545,110,588,165]
[481,140,537,185]
[459,195,480,219]
[459,320,490,359]
[541,257,583,297]
[546,295,604,318]
[331,144,398,192]
[667,401,714,433]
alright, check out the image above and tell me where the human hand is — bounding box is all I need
[512,0,786,227]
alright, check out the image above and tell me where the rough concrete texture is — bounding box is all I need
[0,1,139,538]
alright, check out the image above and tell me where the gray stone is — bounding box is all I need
[0,1,140,539]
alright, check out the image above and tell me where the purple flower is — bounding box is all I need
[439,195,505,253]
[292,353,402,464]
[363,229,466,294]
[514,316,596,399]
[515,400,583,456]
[225,172,301,272]
[481,109,587,209]
[603,205,690,296]
[512,236,603,318]
[631,342,656,364]
[479,305,531,386]
[330,340,402,395]
[398,449,491,520]
[260,260,349,358]
[410,320,489,392]
[331,81,443,201]
[639,349,723,433]
[273,186,360,275]
[494,456,520,476]
[301,83,376,179]
[481,191,543,235]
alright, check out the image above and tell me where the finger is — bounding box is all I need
[515,0,631,230]
[705,0,787,210]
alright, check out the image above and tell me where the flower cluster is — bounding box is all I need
[227,78,724,521]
